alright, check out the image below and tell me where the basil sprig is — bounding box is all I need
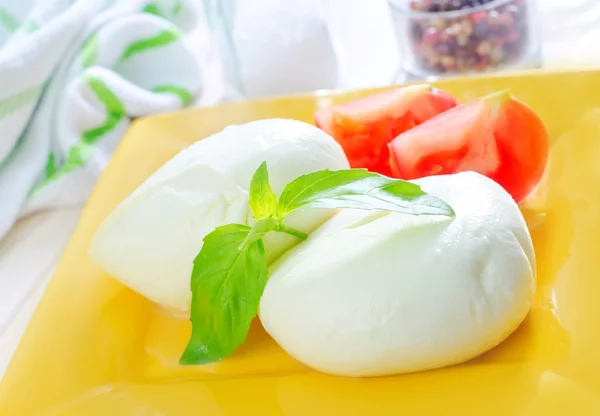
[180,162,454,364]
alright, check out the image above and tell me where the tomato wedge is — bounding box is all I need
[389,90,549,203]
[315,85,458,176]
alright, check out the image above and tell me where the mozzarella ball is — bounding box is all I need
[259,171,535,377]
[89,119,349,314]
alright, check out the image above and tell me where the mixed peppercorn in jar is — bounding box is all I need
[390,0,541,78]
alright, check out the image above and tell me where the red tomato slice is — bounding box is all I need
[315,85,458,176]
[389,90,549,203]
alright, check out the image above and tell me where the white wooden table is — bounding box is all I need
[1,0,599,381]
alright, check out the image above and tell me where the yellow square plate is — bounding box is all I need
[3,69,600,415]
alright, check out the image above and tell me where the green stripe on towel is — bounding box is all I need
[152,85,193,106]
[19,19,38,33]
[44,152,57,178]
[81,35,99,68]
[0,85,42,120]
[119,27,182,62]
[0,8,20,32]
[83,76,126,143]
[33,77,126,191]
[172,2,183,16]
[143,3,163,17]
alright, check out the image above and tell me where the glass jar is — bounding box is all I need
[389,0,542,80]
[203,0,340,99]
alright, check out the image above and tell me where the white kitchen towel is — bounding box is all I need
[0,0,203,239]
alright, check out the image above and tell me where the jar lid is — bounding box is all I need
[390,0,515,14]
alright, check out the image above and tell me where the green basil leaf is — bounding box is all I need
[181,165,455,365]
[180,224,268,365]
[249,161,277,220]
[276,169,455,218]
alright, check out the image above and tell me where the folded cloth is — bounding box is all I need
[0,0,203,239]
